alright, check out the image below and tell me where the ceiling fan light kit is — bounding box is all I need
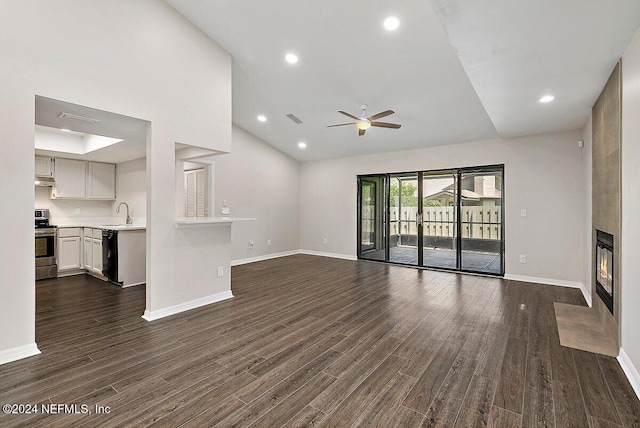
[356,120,371,130]
[327,104,401,136]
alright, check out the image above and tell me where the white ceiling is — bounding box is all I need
[431,0,640,138]
[35,96,148,164]
[165,0,640,162]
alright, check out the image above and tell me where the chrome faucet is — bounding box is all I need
[116,202,132,225]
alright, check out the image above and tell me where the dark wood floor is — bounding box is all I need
[1,255,639,427]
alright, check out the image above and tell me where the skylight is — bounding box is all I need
[35,125,123,155]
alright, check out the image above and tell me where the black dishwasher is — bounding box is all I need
[102,229,118,283]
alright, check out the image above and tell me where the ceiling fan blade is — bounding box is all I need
[338,110,360,120]
[359,129,366,136]
[326,123,355,127]
[368,110,394,121]
[371,121,401,129]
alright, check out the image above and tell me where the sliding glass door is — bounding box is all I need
[460,167,503,274]
[357,165,504,276]
[358,175,386,262]
[422,171,458,270]
[389,173,419,266]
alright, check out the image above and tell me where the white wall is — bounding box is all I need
[0,0,231,361]
[621,29,640,385]
[35,187,113,219]
[112,157,147,222]
[300,130,586,285]
[216,126,300,262]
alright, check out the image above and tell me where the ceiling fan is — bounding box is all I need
[327,104,401,136]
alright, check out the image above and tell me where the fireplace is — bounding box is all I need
[595,229,614,314]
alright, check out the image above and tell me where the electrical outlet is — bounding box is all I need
[248,240,254,249]
[520,209,527,217]
[217,266,223,277]
[323,238,328,244]
[519,255,527,263]
[75,207,81,215]
[222,206,230,215]
[267,239,271,246]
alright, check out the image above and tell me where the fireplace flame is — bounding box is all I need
[600,255,608,280]
[597,245,613,293]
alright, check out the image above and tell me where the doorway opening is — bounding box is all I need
[34,95,150,350]
[357,165,504,276]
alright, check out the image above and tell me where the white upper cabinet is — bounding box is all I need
[50,158,116,200]
[35,156,54,176]
[87,162,116,200]
[51,158,86,199]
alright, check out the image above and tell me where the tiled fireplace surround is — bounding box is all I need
[554,61,621,357]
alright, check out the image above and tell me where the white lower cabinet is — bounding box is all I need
[83,228,104,277]
[92,237,103,274]
[58,227,82,273]
[83,236,93,270]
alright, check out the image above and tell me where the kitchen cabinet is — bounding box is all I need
[87,162,116,200]
[51,158,86,199]
[83,236,93,271]
[35,156,54,177]
[50,158,116,200]
[83,227,105,277]
[58,228,82,273]
[92,238,103,274]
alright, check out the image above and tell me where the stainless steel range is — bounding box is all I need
[35,209,58,280]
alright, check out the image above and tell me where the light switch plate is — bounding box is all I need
[217,266,223,277]
[222,206,230,215]
[520,209,527,217]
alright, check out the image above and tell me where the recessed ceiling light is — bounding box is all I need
[384,16,400,31]
[60,128,71,132]
[257,115,267,122]
[539,95,555,103]
[298,142,307,149]
[285,53,298,64]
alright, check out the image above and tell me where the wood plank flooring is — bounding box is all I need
[1,254,639,427]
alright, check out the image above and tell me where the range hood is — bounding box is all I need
[35,175,55,187]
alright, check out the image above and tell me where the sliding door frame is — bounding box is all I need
[357,164,505,276]
[357,174,387,261]
[456,164,505,276]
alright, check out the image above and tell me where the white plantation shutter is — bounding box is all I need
[184,167,209,217]
[196,169,206,217]
[185,171,196,217]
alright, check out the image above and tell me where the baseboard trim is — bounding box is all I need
[579,282,593,307]
[618,348,640,401]
[299,250,357,261]
[504,274,590,304]
[231,250,301,266]
[142,290,234,322]
[0,343,41,365]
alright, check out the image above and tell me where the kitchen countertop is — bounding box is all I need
[175,217,256,227]
[56,219,146,231]
[88,224,146,231]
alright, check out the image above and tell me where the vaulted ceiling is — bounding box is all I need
[165,0,640,162]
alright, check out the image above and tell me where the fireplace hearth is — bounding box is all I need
[595,229,614,314]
